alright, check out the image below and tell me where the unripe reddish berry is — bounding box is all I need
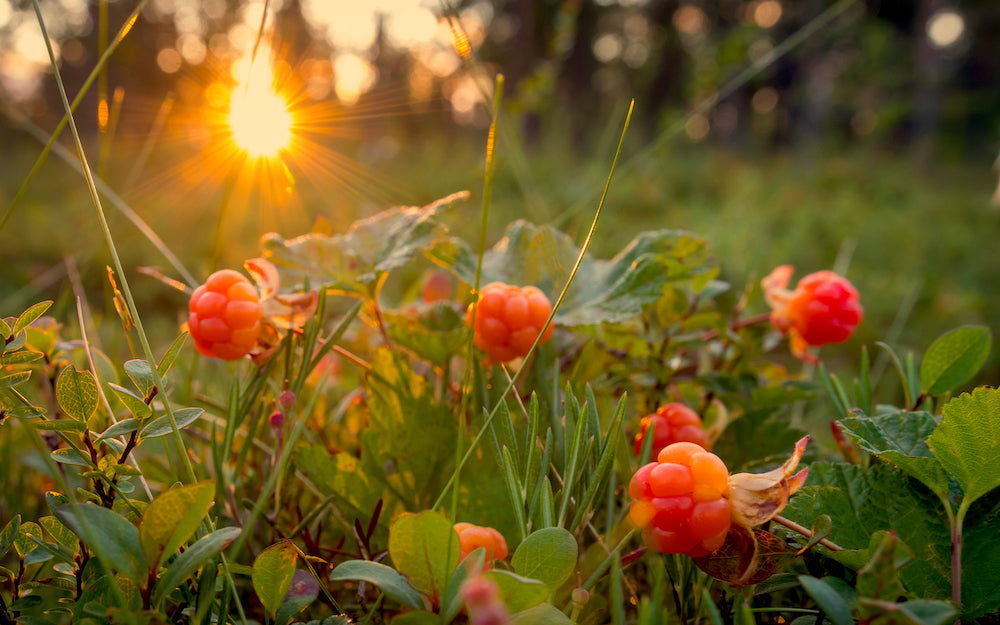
[421,269,453,303]
[633,403,709,458]
[466,282,554,363]
[762,266,862,362]
[628,442,731,558]
[187,269,262,361]
[454,522,508,564]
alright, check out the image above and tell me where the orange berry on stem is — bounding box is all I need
[466,282,554,363]
[188,269,262,361]
[454,522,508,564]
[634,403,710,457]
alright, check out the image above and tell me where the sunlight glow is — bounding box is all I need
[228,55,294,158]
[927,10,965,49]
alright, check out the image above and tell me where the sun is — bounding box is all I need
[228,82,293,158]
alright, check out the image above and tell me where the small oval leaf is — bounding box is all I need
[140,407,204,439]
[253,540,299,619]
[511,527,577,592]
[13,301,52,336]
[920,326,992,395]
[55,366,99,422]
[139,481,216,568]
[329,560,425,610]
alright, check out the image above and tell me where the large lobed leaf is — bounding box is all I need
[928,387,1000,508]
[260,193,468,296]
[431,220,715,326]
[783,462,1000,618]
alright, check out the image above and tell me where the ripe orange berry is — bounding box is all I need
[762,266,862,361]
[188,269,262,361]
[633,403,709,457]
[466,282,554,363]
[454,522,508,564]
[628,442,731,557]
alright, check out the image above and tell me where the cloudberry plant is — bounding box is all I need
[187,269,262,361]
[628,442,731,557]
[454,522,508,564]
[466,282,554,363]
[762,265,863,362]
[633,403,709,458]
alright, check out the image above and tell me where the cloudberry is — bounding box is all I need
[454,522,508,564]
[634,403,709,458]
[466,282,554,363]
[628,442,731,558]
[762,265,862,362]
[188,269,262,361]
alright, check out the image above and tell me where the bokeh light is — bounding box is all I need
[926,10,965,49]
[228,56,294,157]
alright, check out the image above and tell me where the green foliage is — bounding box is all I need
[510,528,577,592]
[920,326,992,396]
[928,388,1000,508]
[138,481,215,569]
[387,512,459,607]
[252,541,299,620]
[329,560,424,610]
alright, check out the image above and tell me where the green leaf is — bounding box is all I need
[856,598,958,625]
[252,540,299,619]
[483,570,548,613]
[511,528,577,592]
[97,418,140,442]
[139,481,215,568]
[0,350,44,366]
[157,332,188,378]
[383,302,468,366]
[838,412,953,499]
[434,221,713,326]
[390,612,441,625]
[151,526,241,607]
[443,548,485,622]
[0,515,19,560]
[108,384,152,420]
[13,301,52,336]
[0,370,32,388]
[329,560,424,610]
[51,447,93,467]
[55,503,147,579]
[508,602,574,625]
[14,521,43,558]
[140,407,204,439]
[123,360,156,399]
[928,388,1000,507]
[0,316,10,340]
[39,515,79,553]
[387,511,460,604]
[797,576,854,625]
[920,326,992,395]
[262,194,467,295]
[32,419,89,433]
[55,366,99,422]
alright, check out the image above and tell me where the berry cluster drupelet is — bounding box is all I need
[187,269,262,361]
[633,403,710,458]
[628,442,731,557]
[466,282,554,363]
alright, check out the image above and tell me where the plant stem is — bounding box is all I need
[953,497,970,609]
[771,515,844,551]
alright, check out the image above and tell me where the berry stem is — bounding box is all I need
[771,515,844,552]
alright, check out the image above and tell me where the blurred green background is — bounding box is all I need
[1,0,998,386]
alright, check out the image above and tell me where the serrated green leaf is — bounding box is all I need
[55,366,99,422]
[920,326,991,395]
[483,570,549,613]
[383,303,468,366]
[432,221,713,327]
[107,384,152,420]
[123,360,155,398]
[55,503,146,579]
[928,387,1000,507]
[96,418,139,442]
[838,412,953,499]
[0,515,20,561]
[13,301,52,336]
[329,560,424,610]
[139,407,204,439]
[0,370,32,388]
[387,511,460,603]
[262,195,465,295]
[152,526,241,607]
[798,576,854,625]
[511,527,577,592]
[139,481,215,568]
[252,540,299,619]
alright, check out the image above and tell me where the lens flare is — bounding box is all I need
[228,83,293,157]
